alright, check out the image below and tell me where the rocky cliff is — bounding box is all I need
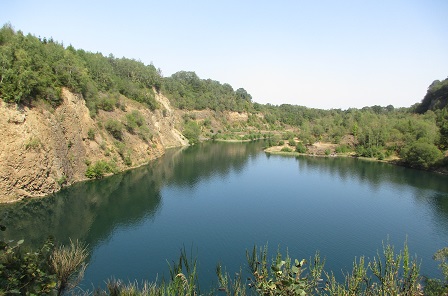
[0,88,188,203]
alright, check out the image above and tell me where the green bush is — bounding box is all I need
[335,144,350,154]
[87,128,95,140]
[114,141,132,166]
[125,110,145,133]
[296,142,307,153]
[281,146,293,152]
[356,145,383,159]
[105,119,123,140]
[137,125,152,142]
[85,160,117,179]
[401,141,443,169]
[183,120,201,145]
[424,247,448,295]
[24,137,42,150]
[97,96,116,111]
[0,227,88,296]
[57,175,67,186]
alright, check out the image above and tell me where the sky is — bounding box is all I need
[1,0,448,110]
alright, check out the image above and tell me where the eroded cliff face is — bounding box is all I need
[0,89,188,203]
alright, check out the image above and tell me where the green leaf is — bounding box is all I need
[48,281,57,288]
[17,239,24,245]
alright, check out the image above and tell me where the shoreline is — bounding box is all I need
[264,145,448,175]
[2,141,446,204]
[0,145,187,204]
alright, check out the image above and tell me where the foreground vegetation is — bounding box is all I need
[2,219,448,296]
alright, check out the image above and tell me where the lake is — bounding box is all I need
[1,140,448,292]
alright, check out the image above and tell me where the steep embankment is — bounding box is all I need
[0,88,188,203]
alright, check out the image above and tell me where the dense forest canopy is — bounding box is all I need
[416,78,448,113]
[0,23,447,170]
[162,70,253,112]
[0,23,161,113]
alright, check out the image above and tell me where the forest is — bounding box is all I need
[0,23,447,171]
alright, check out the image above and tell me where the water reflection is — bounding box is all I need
[168,141,263,188]
[0,162,162,248]
[0,141,264,249]
[294,155,448,193]
[1,142,448,288]
[293,154,448,239]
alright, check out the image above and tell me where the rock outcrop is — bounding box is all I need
[0,89,187,203]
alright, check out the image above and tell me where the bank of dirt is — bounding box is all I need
[0,89,189,203]
[0,89,274,203]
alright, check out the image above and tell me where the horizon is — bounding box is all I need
[1,0,447,110]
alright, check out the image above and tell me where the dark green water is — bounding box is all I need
[1,141,448,291]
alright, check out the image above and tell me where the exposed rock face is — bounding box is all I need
[0,89,187,203]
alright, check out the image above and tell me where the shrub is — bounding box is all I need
[51,240,88,295]
[97,97,116,111]
[203,118,211,128]
[25,137,41,150]
[115,141,132,166]
[282,131,295,140]
[217,245,324,296]
[335,144,350,154]
[123,154,132,166]
[281,146,293,152]
[57,175,67,186]
[0,225,89,296]
[85,160,116,179]
[424,247,448,295]
[296,142,307,153]
[105,119,123,140]
[87,128,95,140]
[125,110,145,133]
[0,238,57,295]
[401,141,443,169]
[183,120,201,145]
[356,145,383,159]
[137,125,152,142]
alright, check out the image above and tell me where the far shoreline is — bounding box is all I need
[264,144,448,175]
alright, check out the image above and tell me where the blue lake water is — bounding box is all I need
[1,141,448,292]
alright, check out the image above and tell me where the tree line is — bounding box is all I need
[162,70,253,112]
[0,23,447,171]
[0,23,161,114]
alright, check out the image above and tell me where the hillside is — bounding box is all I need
[415,78,448,113]
[0,24,276,202]
[0,88,185,202]
[1,24,448,201]
[0,85,276,202]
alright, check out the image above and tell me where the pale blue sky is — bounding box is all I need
[2,0,447,109]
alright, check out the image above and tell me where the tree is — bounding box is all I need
[416,78,448,113]
[401,141,443,169]
[183,120,201,145]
